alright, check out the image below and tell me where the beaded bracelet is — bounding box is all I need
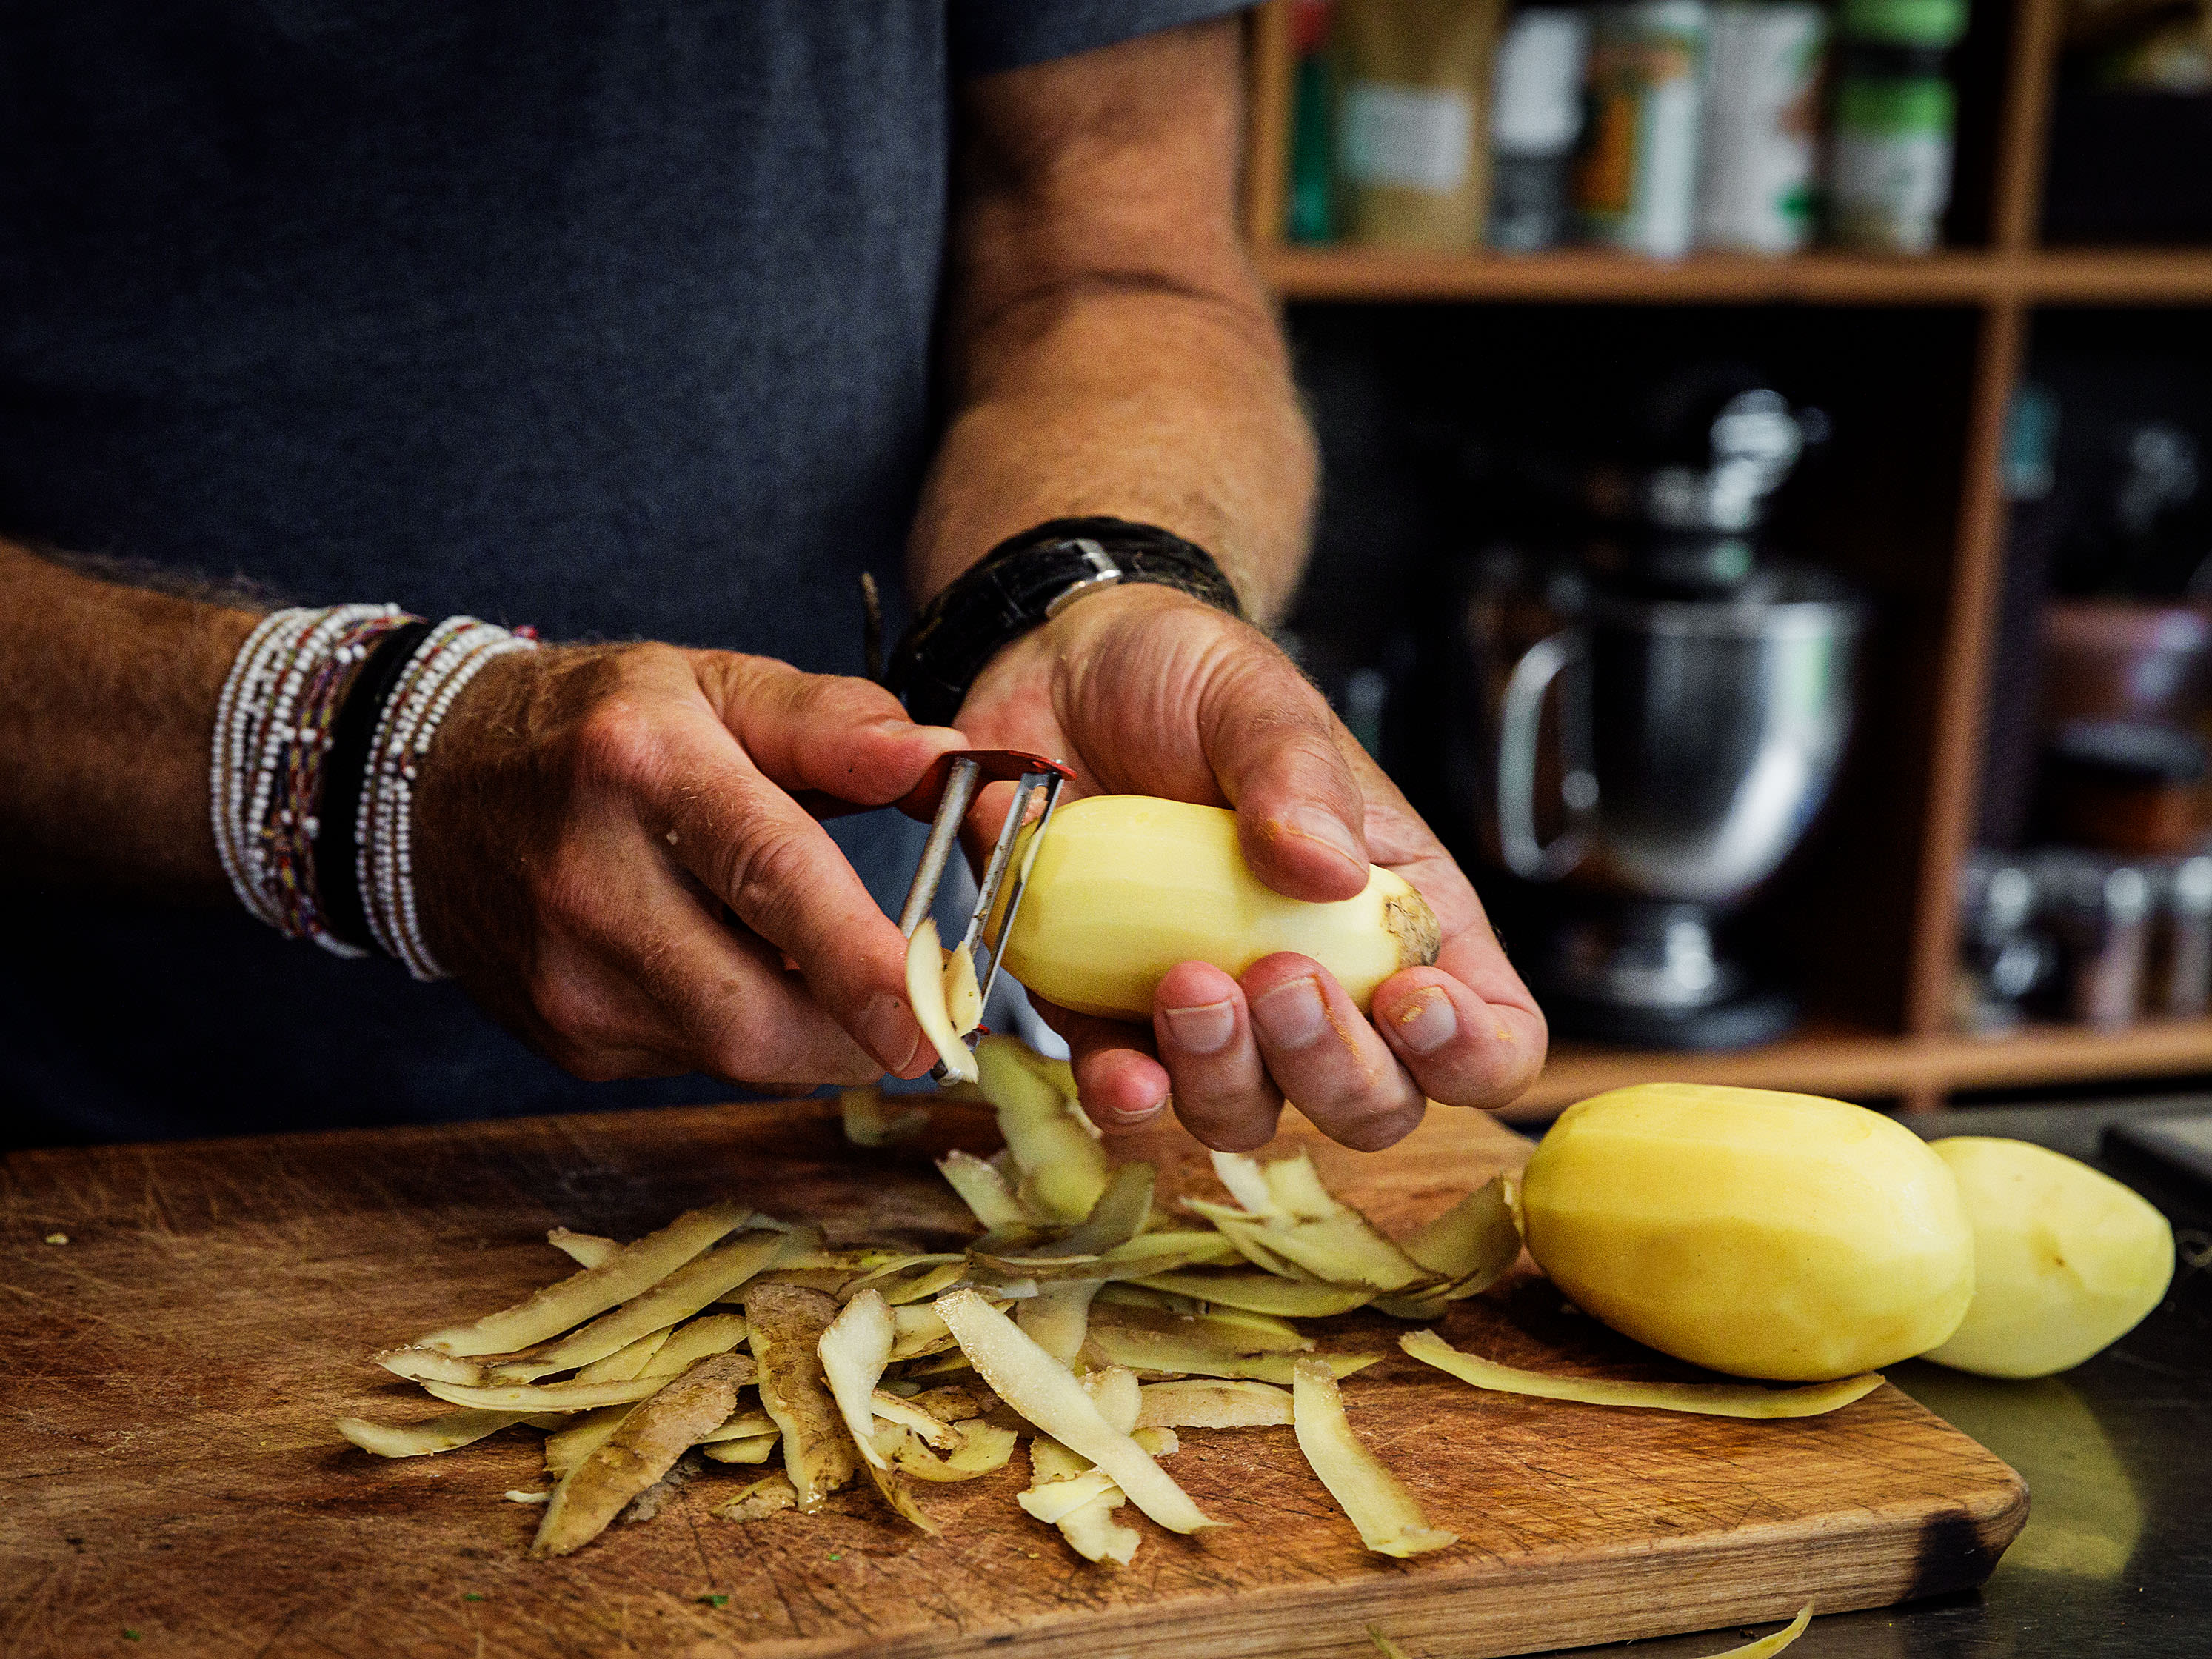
[355,617,538,980]
[265,609,413,947]
[211,606,536,976]
[210,603,414,951]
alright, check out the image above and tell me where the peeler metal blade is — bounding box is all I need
[896,750,1074,1082]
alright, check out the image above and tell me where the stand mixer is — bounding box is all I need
[1446,370,1865,1049]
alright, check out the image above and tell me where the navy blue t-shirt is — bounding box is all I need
[0,1,1243,1144]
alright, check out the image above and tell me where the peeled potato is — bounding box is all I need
[998,795,1438,1020]
[1520,1084,1974,1381]
[1921,1137,2174,1379]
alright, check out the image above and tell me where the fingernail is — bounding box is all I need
[1392,987,1458,1055]
[1252,976,1328,1049]
[1162,999,1237,1055]
[1286,805,1363,869]
[858,993,918,1072]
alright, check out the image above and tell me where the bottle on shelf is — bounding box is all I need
[1694,1,1830,254]
[1487,4,1592,252]
[1826,0,1970,256]
[1334,0,1511,250]
[1574,1,1712,259]
[1286,1,1339,245]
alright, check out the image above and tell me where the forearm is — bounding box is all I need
[0,543,259,891]
[912,286,1314,624]
[909,20,1317,625]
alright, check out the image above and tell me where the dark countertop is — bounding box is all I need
[1540,1094,2212,1659]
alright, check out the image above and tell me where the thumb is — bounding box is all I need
[1197,640,1369,903]
[704,655,965,807]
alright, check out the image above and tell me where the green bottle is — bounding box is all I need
[1828,0,1971,255]
[1288,1,1337,244]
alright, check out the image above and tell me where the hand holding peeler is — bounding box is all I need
[896,750,1075,1081]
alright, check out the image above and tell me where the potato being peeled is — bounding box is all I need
[1922,1137,2174,1380]
[1520,1084,1974,1381]
[997,795,1439,1021]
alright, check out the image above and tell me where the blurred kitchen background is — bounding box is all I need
[1236,0,2212,1115]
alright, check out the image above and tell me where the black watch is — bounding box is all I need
[884,518,1243,727]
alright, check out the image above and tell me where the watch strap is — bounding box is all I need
[886,518,1242,727]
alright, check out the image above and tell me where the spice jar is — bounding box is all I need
[2040,852,2154,1032]
[2151,855,2212,1019]
[1956,850,2054,1035]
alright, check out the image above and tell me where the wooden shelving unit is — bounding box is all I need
[1257,246,2212,306]
[1510,1016,2212,1118]
[1243,0,2212,1116]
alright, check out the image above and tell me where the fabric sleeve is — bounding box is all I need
[951,0,1253,78]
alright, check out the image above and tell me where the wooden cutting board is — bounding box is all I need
[0,1093,2025,1659]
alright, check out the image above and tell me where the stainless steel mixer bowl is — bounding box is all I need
[1495,568,1865,907]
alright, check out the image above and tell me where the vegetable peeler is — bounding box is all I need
[896,749,1075,1080]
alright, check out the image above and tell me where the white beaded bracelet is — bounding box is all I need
[355,618,538,980]
[210,604,534,975]
[210,603,404,944]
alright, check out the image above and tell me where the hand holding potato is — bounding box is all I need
[952,583,1546,1152]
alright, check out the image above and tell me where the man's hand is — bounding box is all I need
[908,17,1547,1150]
[414,643,965,1090]
[956,584,1546,1152]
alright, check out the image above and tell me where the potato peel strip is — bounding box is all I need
[906,920,979,1083]
[641,1314,749,1378]
[1401,1329,1882,1418]
[336,1409,532,1458]
[547,1229,619,1269]
[1132,1271,1371,1319]
[818,1289,896,1469]
[938,1151,1029,1230]
[531,1352,751,1558]
[1292,1358,1457,1558]
[749,1285,861,1510]
[1136,1380,1294,1430]
[417,1202,752,1357]
[1704,1604,1814,1658]
[934,1289,1221,1534]
[424,1370,717,1413]
[1404,1176,1522,1296]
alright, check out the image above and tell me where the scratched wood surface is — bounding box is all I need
[0,1094,2025,1659]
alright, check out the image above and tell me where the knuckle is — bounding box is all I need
[570,695,668,791]
[825,1049,885,1086]
[527,964,611,1047]
[1172,1072,1276,1130]
[712,826,819,940]
[705,1009,809,1086]
[688,987,779,1078]
[1185,1107,1276,1155]
[1304,1075,1420,1146]
[530,845,602,931]
[815,672,904,726]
